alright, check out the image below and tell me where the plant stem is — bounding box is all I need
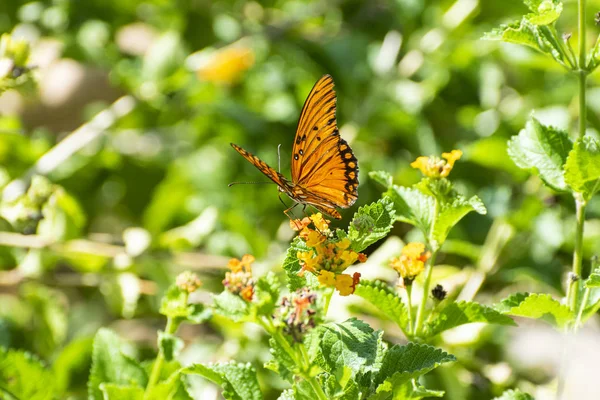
[413,250,437,337]
[568,198,586,312]
[146,317,178,395]
[575,287,591,327]
[406,284,414,335]
[578,0,588,139]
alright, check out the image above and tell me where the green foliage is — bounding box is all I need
[100,383,144,400]
[424,301,517,338]
[354,280,409,333]
[160,285,211,324]
[347,198,396,252]
[158,332,184,362]
[564,136,600,200]
[183,362,263,400]
[492,389,534,400]
[433,195,486,246]
[283,237,313,291]
[386,184,434,236]
[507,117,572,192]
[265,337,297,383]
[495,293,572,328]
[370,343,455,399]
[212,290,250,322]
[88,328,148,400]
[0,347,56,400]
[585,267,600,288]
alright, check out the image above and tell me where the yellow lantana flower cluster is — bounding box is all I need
[390,242,431,286]
[223,254,256,301]
[291,213,367,296]
[410,149,462,178]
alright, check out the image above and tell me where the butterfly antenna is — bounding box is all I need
[277,143,282,173]
[228,181,276,187]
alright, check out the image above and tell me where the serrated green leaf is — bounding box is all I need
[305,318,382,377]
[492,388,534,400]
[368,380,444,400]
[254,272,281,316]
[387,186,434,235]
[433,195,486,246]
[282,237,311,291]
[507,117,572,192]
[212,291,250,322]
[354,281,409,333]
[373,343,455,394]
[321,368,360,400]
[369,171,393,189]
[145,369,192,400]
[277,389,295,400]
[495,293,573,328]
[483,19,538,49]
[524,0,562,25]
[265,337,297,383]
[88,328,147,400]
[423,301,517,338]
[564,136,600,200]
[159,331,184,362]
[100,383,144,400]
[183,362,263,400]
[348,198,396,252]
[0,347,56,400]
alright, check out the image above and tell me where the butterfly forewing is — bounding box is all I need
[291,75,358,208]
[231,74,358,220]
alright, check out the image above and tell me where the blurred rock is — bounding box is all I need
[116,22,158,56]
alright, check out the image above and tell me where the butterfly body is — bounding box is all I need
[231,75,358,219]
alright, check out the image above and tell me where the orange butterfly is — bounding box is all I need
[231,74,358,220]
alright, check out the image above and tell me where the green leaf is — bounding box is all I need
[483,19,539,49]
[423,301,517,338]
[254,272,281,316]
[564,136,600,200]
[277,389,295,400]
[145,369,192,400]
[282,237,311,291]
[507,117,572,192]
[88,328,148,400]
[523,0,563,25]
[265,337,297,383]
[305,318,382,377]
[0,347,56,400]
[212,291,250,322]
[369,380,444,400]
[585,267,600,288]
[387,185,434,235]
[373,343,455,395]
[369,171,393,189]
[495,293,573,328]
[433,195,486,246]
[321,368,360,400]
[159,285,210,324]
[354,280,409,333]
[53,337,93,395]
[492,388,534,400]
[183,362,263,400]
[347,198,396,252]
[100,383,144,400]
[159,331,184,362]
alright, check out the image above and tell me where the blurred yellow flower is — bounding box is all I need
[310,213,330,232]
[306,230,326,247]
[196,45,254,84]
[390,242,431,282]
[411,149,463,178]
[318,270,336,286]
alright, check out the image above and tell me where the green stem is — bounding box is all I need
[575,287,591,327]
[146,317,178,396]
[406,284,414,335]
[578,0,588,139]
[413,250,438,337]
[568,198,586,313]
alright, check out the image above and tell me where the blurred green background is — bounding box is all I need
[2,0,600,399]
